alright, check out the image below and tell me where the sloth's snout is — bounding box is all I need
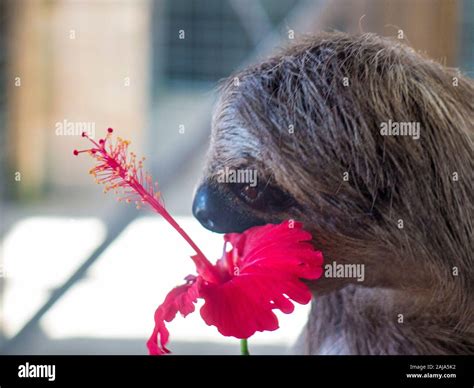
[192,184,219,232]
[192,183,265,234]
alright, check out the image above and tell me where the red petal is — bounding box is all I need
[198,221,324,339]
[199,270,312,338]
[229,221,324,280]
[148,221,324,348]
[147,276,199,355]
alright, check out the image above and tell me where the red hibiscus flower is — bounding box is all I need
[147,220,323,355]
[75,128,324,355]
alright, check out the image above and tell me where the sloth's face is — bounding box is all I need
[192,134,298,233]
[190,119,353,293]
[192,69,333,235]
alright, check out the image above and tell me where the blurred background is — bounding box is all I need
[0,0,472,354]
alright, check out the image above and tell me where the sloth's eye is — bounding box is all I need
[240,185,260,202]
[232,182,294,210]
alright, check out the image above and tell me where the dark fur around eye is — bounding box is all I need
[229,181,295,211]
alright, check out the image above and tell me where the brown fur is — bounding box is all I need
[203,32,474,354]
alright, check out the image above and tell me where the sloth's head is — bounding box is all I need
[193,32,474,293]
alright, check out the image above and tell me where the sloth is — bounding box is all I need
[192,32,474,355]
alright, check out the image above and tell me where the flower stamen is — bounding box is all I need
[75,128,220,283]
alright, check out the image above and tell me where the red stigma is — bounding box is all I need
[107,128,114,133]
[81,132,87,137]
[73,150,79,156]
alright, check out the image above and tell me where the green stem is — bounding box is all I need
[240,339,250,355]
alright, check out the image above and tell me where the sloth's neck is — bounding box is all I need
[298,285,472,355]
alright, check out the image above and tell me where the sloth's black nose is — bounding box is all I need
[192,184,220,232]
[192,183,264,233]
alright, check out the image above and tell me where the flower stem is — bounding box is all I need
[102,151,220,283]
[240,339,250,355]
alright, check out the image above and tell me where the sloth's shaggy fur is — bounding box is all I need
[203,32,473,354]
